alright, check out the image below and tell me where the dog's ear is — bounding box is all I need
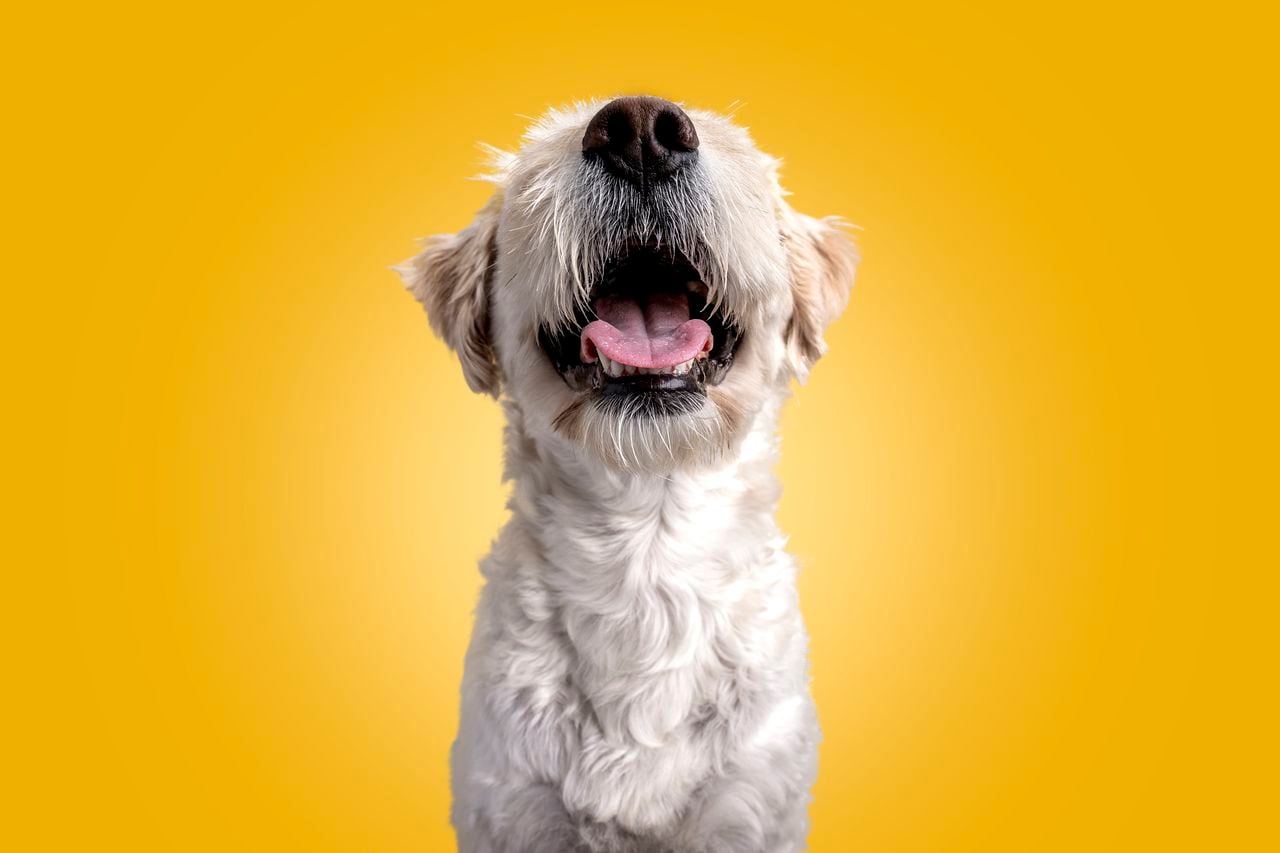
[781,212,857,382]
[397,195,502,397]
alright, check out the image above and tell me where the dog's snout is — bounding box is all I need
[582,96,699,189]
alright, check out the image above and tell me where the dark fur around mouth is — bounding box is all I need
[537,245,743,409]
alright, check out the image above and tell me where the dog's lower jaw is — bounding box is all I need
[451,396,819,853]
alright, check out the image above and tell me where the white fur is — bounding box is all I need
[399,98,856,852]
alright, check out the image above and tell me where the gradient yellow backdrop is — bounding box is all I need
[6,2,1273,851]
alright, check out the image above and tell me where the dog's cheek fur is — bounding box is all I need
[781,211,858,382]
[398,194,502,396]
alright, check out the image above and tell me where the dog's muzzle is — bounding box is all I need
[537,99,743,415]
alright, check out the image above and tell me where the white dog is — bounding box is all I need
[399,97,856,852]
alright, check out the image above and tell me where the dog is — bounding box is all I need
[398,96,856,852]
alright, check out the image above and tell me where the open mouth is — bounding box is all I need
[538,245,743,401]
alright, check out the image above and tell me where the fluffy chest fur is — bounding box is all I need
[451,402,817,846]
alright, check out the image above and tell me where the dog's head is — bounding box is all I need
[400,97,856,473]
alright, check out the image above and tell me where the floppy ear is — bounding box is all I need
[781,212,858,381]
[397,195,502,396]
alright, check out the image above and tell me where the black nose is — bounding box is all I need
[582,96,699,189]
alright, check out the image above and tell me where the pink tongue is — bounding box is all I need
[580,292,713,369]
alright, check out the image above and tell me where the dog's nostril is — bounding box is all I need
[583,96,699,189]
[604,110,636,146]
[654,108,698,153]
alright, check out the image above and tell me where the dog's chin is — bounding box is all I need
[596,376,707,417]
[550,386,737,474]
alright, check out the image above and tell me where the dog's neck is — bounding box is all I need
[503,397,787,582]
[496,397,795,745]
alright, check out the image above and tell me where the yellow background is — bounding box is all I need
[5,2,1274,850]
